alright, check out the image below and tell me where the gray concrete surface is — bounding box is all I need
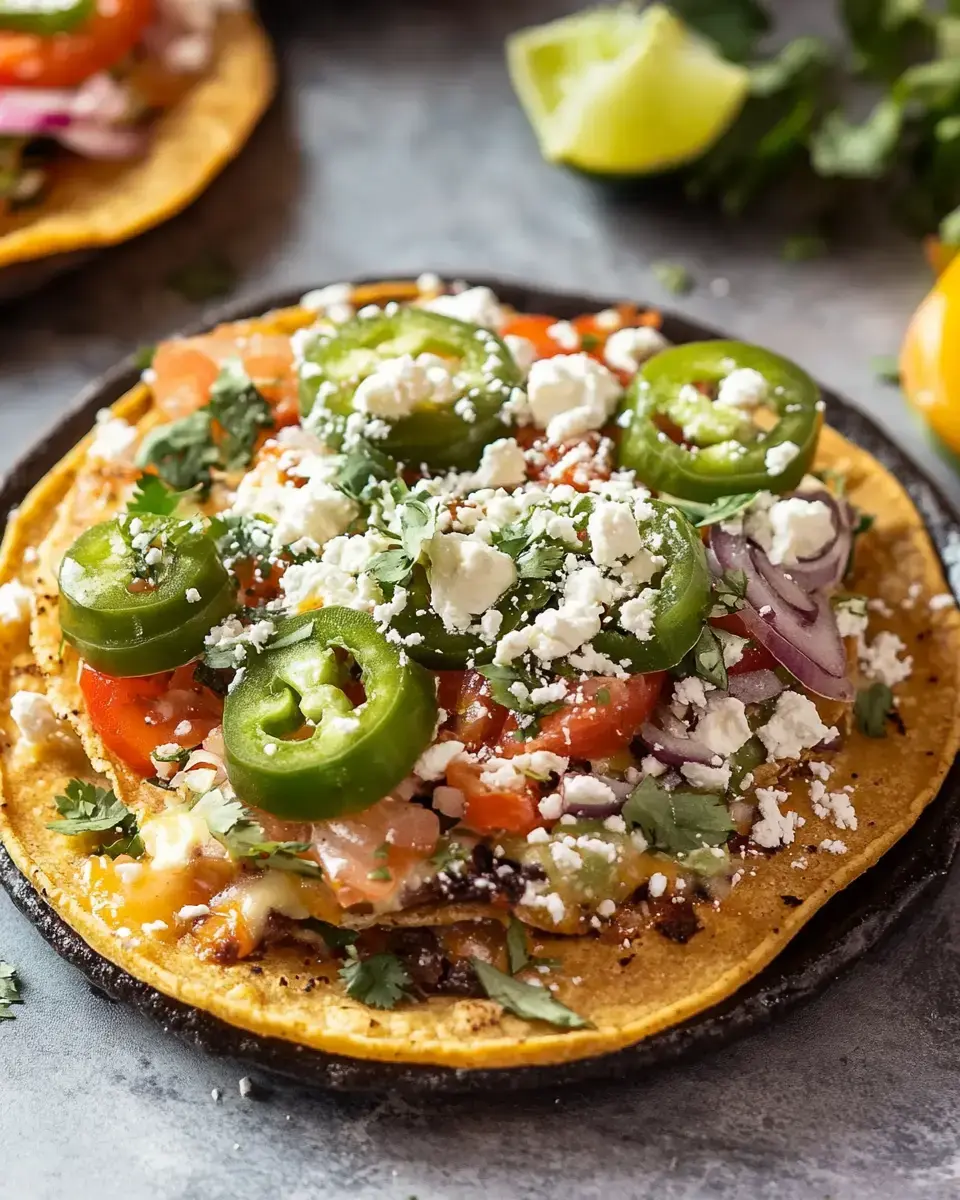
[3,2,960,1197]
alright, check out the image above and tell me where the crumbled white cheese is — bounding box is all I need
[538,792,564,820]
[603,326,667,375]
[587,500,642,567]
[472,438,527,489]
[695,697,752,759]
[353,353,456,418]
[680,761,731,792]
[835,596,868,640]
[546,321,581,351]
[819,838,848,855]
[619,589,657,640]
[809,780,858,830]
[427,533,517,632]
[504,335,537,377]
[88,410,137,462]
[562,774,617,811]
[764,440,801,476]
[300,282,354,317]
[185,588,201,604]
[751,788,803,848]
[414,739,465,781]
[230,459,357,555]
[10,690,59,744]
[281,560,380,614]
[757,691,837,761]
[648,872,668,898]
[526,353,622,443]
[0,580,31,626]
[511,750,568,779]
[423,286,504,330]
[859,630,913,687]
[715,368,768,410]
[762,497,836,566]
[550,840,584,872]
[672,676,709,712]
[929,593,955,611]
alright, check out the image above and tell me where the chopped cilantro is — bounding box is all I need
[136,410,218,493]
[623,776,735,855]
[477,662,563,719]
[366,866,392,882]
[336,439,397,502]
[506,917,529,975]
[208,358,274,472]
[430,838,470,872]
[166,250,237,303]
[669,491,758,529]
[470,959,590,1029]
[366,548,415,586]
[516,541,565,580]
[47,779,143,859]
[0,962,21,1021]
[127,475,193,518]
[652,261,694,295]
[689,624,728,690]
[339,946,413,1009]
[709,568,748,617]
[855,682,894,738]
[192,789,322,877]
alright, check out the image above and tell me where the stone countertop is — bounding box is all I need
[3,2,960,1197]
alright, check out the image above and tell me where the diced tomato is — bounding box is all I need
[0,0,154,89]
[501,673,665,761]
[150,330,296,424]
[445,759,542,836]
[80,664,224,777]
[310,797,440,907]
[450,670,508,751]
[710,612,778,674]
[499,314,569,360]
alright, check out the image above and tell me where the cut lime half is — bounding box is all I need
[507,4,750,176]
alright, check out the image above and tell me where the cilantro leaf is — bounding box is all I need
[709,568,748,617]
[192,789,322,877]
[855,682,894,738]
[811,96,903,179]
[208,358,274,473]
[670,0,770,61]
[506,916,529,975]
[652,261,694,295]
[337,440,398,502]
[398,498,435,561]
[166,250,237,303]
[668,491,758,529]
[689,624,728,689]
[339,946,413,1009]
[623,776,735,855]
[47,779,144,858]
[470,959,590,1030]
[136,410,218,493]
[366,548,414,585]
[127,475,193,517]
[302,918,359,950]
[0,962,21,1021]
[477,663,556,715]
[516,542,565,580]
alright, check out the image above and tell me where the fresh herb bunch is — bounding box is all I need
[674,0,960,246]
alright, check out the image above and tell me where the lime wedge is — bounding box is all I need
[507,4,750,175]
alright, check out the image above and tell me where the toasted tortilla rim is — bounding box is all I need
[0,281,958,1078]
[0,11,274,269]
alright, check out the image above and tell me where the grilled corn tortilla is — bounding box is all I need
[0,11,274,270]
[1,288,959,1070]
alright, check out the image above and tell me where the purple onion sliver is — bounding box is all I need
[726,670,785,705]
[639,720,717,767]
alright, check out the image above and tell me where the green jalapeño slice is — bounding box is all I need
[0,0,94,36]
[222,609,438,821]
[593,499,711,671]
[58,516,235,677]
[618,341,822,501]
[297,306,522,470]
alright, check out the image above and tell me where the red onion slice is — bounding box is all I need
[726,670,785,705]
[734,599,853,701]
[750,544,818,622]
[711,526,848,678]
[561,775,626,818]
[640,718,718,767]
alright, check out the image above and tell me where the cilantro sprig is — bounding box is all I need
[339,946,413,1009]
[622,776,735,856]
[47,780,143,859]
[192,790,322,877]
[854,682,895,738]
[367,496,437,586]
[137,358,273,492]
[470,959,590,1030]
